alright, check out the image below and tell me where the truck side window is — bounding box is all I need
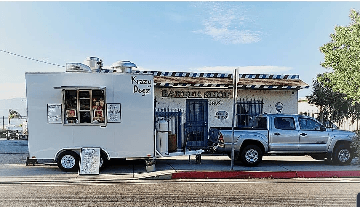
[64,89,105,125]
[299,118,322,131]
[254,117,267,129]
[274,117,295,130]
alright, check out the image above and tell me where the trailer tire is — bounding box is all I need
[240,145,263,166]
[332,144,353,165]
[57,151,79,172]
[99,151,108,170]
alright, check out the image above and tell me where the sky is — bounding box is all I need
[1,1,360,100]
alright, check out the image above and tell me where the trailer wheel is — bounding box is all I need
[332,144,353,165]
[57,151,79,172]
[240,145,263,167]
[99,151,108,170]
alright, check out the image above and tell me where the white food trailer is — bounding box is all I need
[26,57,202,172]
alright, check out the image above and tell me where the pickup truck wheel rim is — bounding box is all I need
[245,149,258,163]
[61,155,76,169]
[338,149,350,163]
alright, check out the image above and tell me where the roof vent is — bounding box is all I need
[84,57,103,72]
[111,61,137,73]
[66,63,91,73]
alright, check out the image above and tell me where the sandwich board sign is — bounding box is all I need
[79,148,100,175]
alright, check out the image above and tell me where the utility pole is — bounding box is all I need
[231,68,239,171]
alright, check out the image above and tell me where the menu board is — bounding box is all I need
[47,104,62,124]
[79,148,100,175]
[107,103,121,123]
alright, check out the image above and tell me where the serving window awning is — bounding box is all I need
[53,86,106,90]
[133,71,309,90]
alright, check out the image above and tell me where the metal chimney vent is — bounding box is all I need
[111,61,137,73]
[84,57,103,72]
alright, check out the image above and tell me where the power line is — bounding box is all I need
[0,49,65,68]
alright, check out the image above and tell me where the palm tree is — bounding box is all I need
[8,109,21,124]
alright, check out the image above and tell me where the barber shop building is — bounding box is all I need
[134,71,309,150]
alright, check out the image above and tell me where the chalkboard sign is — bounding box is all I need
[107,103,121,123]
[47,104,62,124]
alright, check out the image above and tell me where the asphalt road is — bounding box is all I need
[1,178,360,206]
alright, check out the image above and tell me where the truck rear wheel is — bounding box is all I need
[333,144,353,165]
[57,151,79,172]
[240,145,263,166]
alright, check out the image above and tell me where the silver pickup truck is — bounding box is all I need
[212,114,356,166]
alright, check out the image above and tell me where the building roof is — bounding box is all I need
[133,71,309,90]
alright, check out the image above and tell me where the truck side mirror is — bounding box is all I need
[320,126,326,131]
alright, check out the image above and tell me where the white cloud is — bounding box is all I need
[0,82,26,100]
[193,2,261,44]
[194,66,292,74]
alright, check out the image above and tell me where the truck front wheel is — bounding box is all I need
[333,144,353,165]
[57,151,79,172]
[240,145,263,166]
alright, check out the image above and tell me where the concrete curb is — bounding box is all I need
[171,171,360,179]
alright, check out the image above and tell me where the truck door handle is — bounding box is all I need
[300,133,307,136]
[274,133,280,136]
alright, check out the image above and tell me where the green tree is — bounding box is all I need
[319,9,360,103]
[307,73,353,125]
[8,109,21,124]
[319,9,360,161]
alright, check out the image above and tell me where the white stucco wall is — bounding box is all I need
[298,99,319,118]
[155,88,298,128]
[154,87,298,148]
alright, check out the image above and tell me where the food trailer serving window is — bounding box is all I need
[61,87,106,125]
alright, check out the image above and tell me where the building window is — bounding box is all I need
[64,89,105,125]
[236,99,263,128]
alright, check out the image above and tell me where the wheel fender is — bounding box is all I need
[237,134,268,153]
[55,148,109,162]
[100,149,110,161]
[329,140,352,153]
[55,148,81,162]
